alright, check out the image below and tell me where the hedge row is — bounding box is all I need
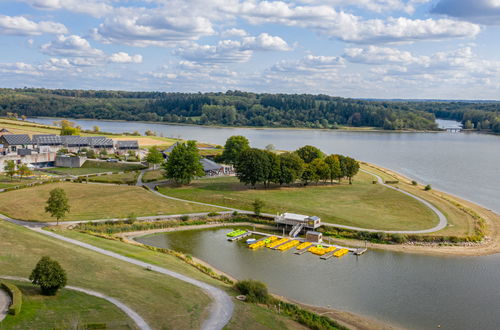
[1,281,22,315]
[73,216,273,235]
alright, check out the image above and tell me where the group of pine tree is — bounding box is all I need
[2,88,498,132]
[161,135,360,187]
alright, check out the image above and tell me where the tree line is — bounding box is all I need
[220,136,360,187]
[0,88,443,130]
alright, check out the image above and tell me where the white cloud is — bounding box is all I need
[344,46,422,65]
[0,62,42,76]
[92,8,215,47]
[241,33,291,51]
[432,0,500,25]
[221,28,248,38]
[175,33,290,63]
[22,0,113,18]
[41,35,104,57]
[298,0,430,15]
[109,52,143,63]
[0,15,67,36]
[271,54,345,72]
[227,1,480,43]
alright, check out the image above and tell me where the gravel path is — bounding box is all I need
[0,284,10,322]
[0,275,150,329]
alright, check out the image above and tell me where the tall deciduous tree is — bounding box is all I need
[221,135,250,165]
[164,141,204,185]
[235,148,270,187]
[310,158,330,183]
[30,256,67,296]
[145,147,163,169]
[344,157,360,184]
[45,188,70,225]
[278,152,304,185]
[301,163,319,186]
[295,145,324,163]
[4,160,16,180]
[324,154,341,184]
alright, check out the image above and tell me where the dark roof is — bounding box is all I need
[2,134,32,145]
[163,142,180,154]
[17,148,32,156]
[61,135,90,146]
[306,231,322,236]
[88,136,113,147]
[200,158,222,172]
[117,140,139,149]
[0,128,9,132]
[309,216,320,221]
[33,134,62,145]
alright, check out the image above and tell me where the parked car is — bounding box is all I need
[106,158,118,162]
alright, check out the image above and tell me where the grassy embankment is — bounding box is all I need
[0,182,220,221]
[157,171,439,231]
[142,169,165,182]
[0,280,134,329]
[0,221,309,329]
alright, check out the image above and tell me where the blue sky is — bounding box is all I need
[1,0,500,99]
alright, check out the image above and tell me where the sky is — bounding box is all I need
[1,0,500,99]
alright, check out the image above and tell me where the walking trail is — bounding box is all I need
[0,285,10,322]
[0,275,150,330]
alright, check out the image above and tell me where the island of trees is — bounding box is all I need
[1,88,498,132]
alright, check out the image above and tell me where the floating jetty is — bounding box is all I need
[226,229,246,237]
[277,240,300,251]
[267,238,289,249]
[227,231,251,241]
[249,236,277,249]
[354,248,368,255]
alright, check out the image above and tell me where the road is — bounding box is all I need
[0,275,150,330]
[0,216,234,330]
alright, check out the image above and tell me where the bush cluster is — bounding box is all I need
[235,280,269,303]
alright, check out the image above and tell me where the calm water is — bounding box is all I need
[29,117,500,213]
[136,228,500,330]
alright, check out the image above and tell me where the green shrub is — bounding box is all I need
[235,279,269,303]
[411,180,418,186]
[126,213,137,224]
[180,215,189,221]
[232,210,239,216]
[29,256,67,296]
[391,233,408,243]
[207,212,219,217]
[1,282,22,315]
[424,184,432,191]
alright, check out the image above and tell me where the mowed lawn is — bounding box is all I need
[0,182,219,221]
[0,280,133,329]
[158,172,439,231]
[0,221,211,329]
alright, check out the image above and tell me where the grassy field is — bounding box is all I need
[0,280,134,329]
[48,160,145,176]
[88,172,139,185]
[0,182,219,221]
[360,163,476,237]
[158,172,439,231]
[0,221,308,329]
[0,221,212,329]
[142,169,165,182]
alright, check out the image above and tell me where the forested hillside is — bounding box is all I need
[0,88,498,132]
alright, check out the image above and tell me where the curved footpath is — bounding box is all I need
[0,285,10,322]
[0,275,150,330]
[143,170,449,235]
[0,216,234,330]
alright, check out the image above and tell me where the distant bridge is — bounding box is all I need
[444,127,462,132]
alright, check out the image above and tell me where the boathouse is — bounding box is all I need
[275,213,321,237]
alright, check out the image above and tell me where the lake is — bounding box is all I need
[136,228,500,330]
[28,117,500,213]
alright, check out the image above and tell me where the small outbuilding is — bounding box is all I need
[306,231,323,243]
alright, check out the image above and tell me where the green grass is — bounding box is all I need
[48,160,146,176]
[88,172,139,185]
[142,169,165,182]
[0,221,211,329]
[0,280,134,329]
[157,173,439,231]
[0,182,219,221]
